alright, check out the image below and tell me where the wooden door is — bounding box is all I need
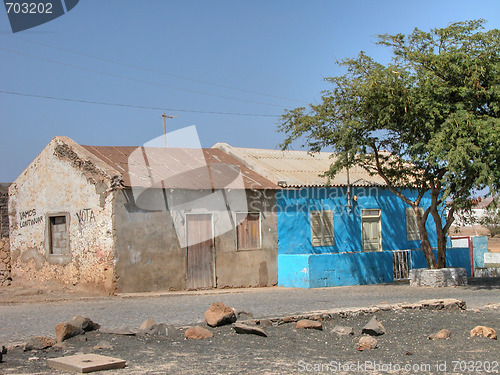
[186,214,214,289]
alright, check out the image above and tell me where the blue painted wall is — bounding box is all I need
[278,248,471,288]
[277,187,439,255]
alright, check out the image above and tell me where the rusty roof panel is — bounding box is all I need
[81,145,277,190]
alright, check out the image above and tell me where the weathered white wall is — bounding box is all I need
[9,138,116,292]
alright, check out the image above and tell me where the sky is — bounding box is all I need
[1,0,499,182]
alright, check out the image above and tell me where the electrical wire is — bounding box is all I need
[0,47,287,108]
[0,89,282,117]
[1,33,307,104]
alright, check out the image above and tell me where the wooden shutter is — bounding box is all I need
[310,211,334,247]
[236,212,261,250]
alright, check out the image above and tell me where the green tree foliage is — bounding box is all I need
[279,20,500,269]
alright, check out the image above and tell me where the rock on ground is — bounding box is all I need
[331,325,354,336]
[24,336,56,351]
[232,323,267,337]
[68,315,100,332]
[139,318,156,331]
[296,319,323,330]
[357,336,378,351]
[205,302,237,327]
[55,323,84,343]
[361,316,385,336]
[470,326,497,339]
[185,326,213,340]
[428,329,451,340]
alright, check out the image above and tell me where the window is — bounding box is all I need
[406,207,423,241]
[361,208,382,251]
[310,210,334,247]
[236,212,261,250]
[48,214,69,255]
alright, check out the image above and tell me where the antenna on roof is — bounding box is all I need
[161,113,177,147]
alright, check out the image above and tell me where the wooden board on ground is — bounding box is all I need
[47,353,126,373]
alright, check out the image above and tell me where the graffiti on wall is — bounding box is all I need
[19,209,43,228]
[76,208,96,225]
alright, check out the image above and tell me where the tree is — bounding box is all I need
[480,196,500,237]
[278,20,500,269]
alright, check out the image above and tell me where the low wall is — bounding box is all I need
[0,238,11,286]
[278,247,471,288]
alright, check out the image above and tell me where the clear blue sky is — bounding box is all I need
[1,0,499,182]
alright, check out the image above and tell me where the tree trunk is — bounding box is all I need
[416,207,437,269]
[430,204,447,269]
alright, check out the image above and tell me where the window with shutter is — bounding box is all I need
[406,207,423,241]
[310,210,334,247]
[361,208,382,251]
[236,212,261,250]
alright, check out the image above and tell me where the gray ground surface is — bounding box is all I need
[1,278,499,345]
[2,303,500,374]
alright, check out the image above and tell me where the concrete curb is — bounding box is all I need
[238,298,467,327]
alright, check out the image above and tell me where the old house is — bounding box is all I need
[9,137,278,293]
[213,143,471,287]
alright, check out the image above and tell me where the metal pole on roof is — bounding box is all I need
[161,113,177,147]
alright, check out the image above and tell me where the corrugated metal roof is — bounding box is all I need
[212,143,386,188]
[82,145,278,190]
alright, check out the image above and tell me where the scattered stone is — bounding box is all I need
[259,319,273,328]
[357,336,378,351]
[361,316,386,336]
[236,311,254,321]
[93,341,114,350]
[139,318,157,331]
[232,323,267,337]
[52,342,69,351]
[68,315,100,332]
[296,319,322,330]
[331,326,354,336]
[98,328,136,336]
[205,302,237,327]
[281,316,295,323]
[185,326,213,340]
[55,323,84,343]
[24,336,56,351]
[428,329,451,340]
[406,351,413,356]
[470,326,497,340]
[47,353,126,373]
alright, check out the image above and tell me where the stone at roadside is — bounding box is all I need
[259,319,273,327]
[361,316,385,336]
[428,329,451,340]
[68,315,100,332]
[98,328,137,336]
[357,336,378,351]
[232,322,267,337]
[93,341,114,350]
[185,326,213,340]
[236,311,254,321]
[205,302,237,327]
[24,336,56,351]
[331,326,354,336]
[470,326,497,340]
[139,318,156,331]
[296,319,323,330]
[55,323,84,343]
